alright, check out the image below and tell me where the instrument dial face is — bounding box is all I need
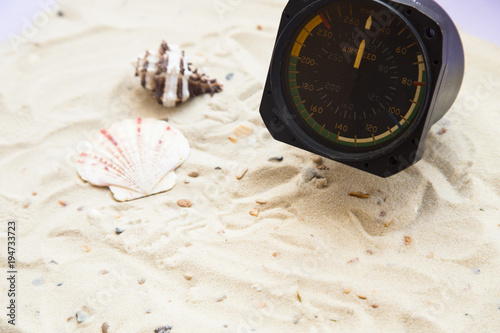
[282,0,428,154]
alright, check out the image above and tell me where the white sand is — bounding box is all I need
[1,0,499,332]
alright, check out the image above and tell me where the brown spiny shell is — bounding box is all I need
[133,41,222,107]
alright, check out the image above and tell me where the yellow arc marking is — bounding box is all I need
[292,15,323,57]
[354,40,366,69]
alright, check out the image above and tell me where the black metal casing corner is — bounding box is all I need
[260,0,464,177]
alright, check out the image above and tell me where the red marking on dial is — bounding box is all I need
[319,13,331,30]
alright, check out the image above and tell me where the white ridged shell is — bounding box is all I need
[76,118,190,201]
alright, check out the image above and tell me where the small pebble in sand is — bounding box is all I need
[87,208,104,219]
[384,220,393,228]
[296,291,302,302]
[347,258,359,265]
[317,164,329,170]
[188,171,199,178]
[343,288,352,294]
[138,278,146,285]
[233,124,253,137]
[177,199,192,208]
[404,236,412,246]
[437,128,447,135]
[236,166,248,180]
[228,136,238,144]
[302,167,317,182]
[23,200,31,209]
[267,154,284,162]
[357,295,367,300]
[349,192,370,199]
[216,295,227,302]
[115,227,125,235]
[226,73,234,81]
[311,155,323,164]
[315,178,328,188]
[184,274,193,281]
[366,250,374,255]
[57,10,64,17]
[473,268,481,275]
[32,192,37,196]
[102,322,109,333]
[257,25,263,30]
[76,310,88,323]
[255,199,267,205]
[371,304,379,309]
[154,326,173,333]
[83,245,91,253]
[146,309,152,314]
[252,284,262,292]
[250,208,260,217]
[58,200,68,207]
[32,278,43,286]
[272,252,280,257]
[57,283,63,286]
[100,270,109,275]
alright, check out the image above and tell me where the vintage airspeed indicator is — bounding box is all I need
[260,0,464,177]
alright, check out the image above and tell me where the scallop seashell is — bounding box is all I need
[76,118,190,202]
[133,41,223,107]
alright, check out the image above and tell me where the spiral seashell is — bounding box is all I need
[76,118,190,202]
[133,41,223,107]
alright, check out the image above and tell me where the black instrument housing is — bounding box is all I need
[259,0,464,177]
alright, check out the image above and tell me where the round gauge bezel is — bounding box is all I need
[270,0,433,162]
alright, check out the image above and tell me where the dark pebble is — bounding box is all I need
[115,227,125,235]
[155,326,173,333]
[226,73,234,81]
[267,154,284,162]
[57,11,64,17]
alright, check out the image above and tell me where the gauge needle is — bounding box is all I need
[354,15,372,69]
[353,39,366,69]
